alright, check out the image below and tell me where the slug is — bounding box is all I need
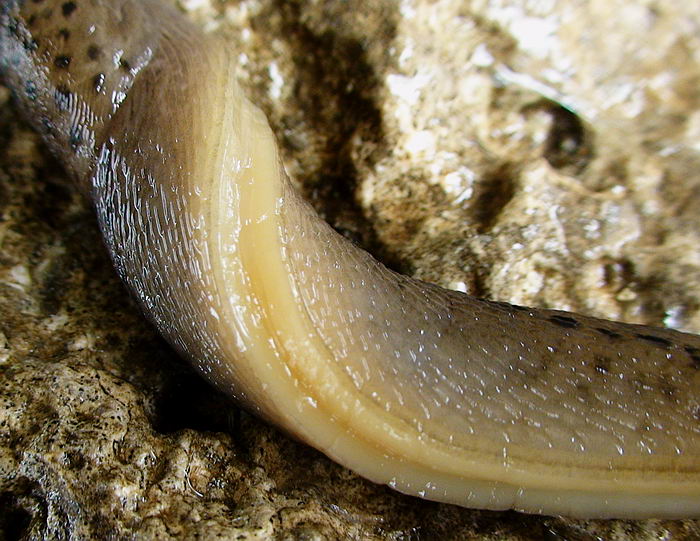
[1,0,699,519]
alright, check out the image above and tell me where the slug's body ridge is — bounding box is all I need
[1,0,700,519]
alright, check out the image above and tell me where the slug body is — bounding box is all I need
[2,0,700,519]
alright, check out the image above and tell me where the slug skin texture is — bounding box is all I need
[1,0,699,518]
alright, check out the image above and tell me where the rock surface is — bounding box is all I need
[1,0,700,538]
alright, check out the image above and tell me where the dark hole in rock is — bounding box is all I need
[471,162,517,233]
[0,491,33,541]
[524,99,592,173]
[542,102,590,172]
[150,366,238,435]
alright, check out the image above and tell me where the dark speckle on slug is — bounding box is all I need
[53,53,70,68]
[595,327,622,339]
[61,2,77,17]
[87,44,100,60]
[548,314,580,329]
[635,333,673,349]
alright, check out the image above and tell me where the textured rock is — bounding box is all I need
[1,0,700,539]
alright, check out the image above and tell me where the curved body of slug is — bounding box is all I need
[2,0,700,519]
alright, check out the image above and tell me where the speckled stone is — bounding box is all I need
[1,0,699,539]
